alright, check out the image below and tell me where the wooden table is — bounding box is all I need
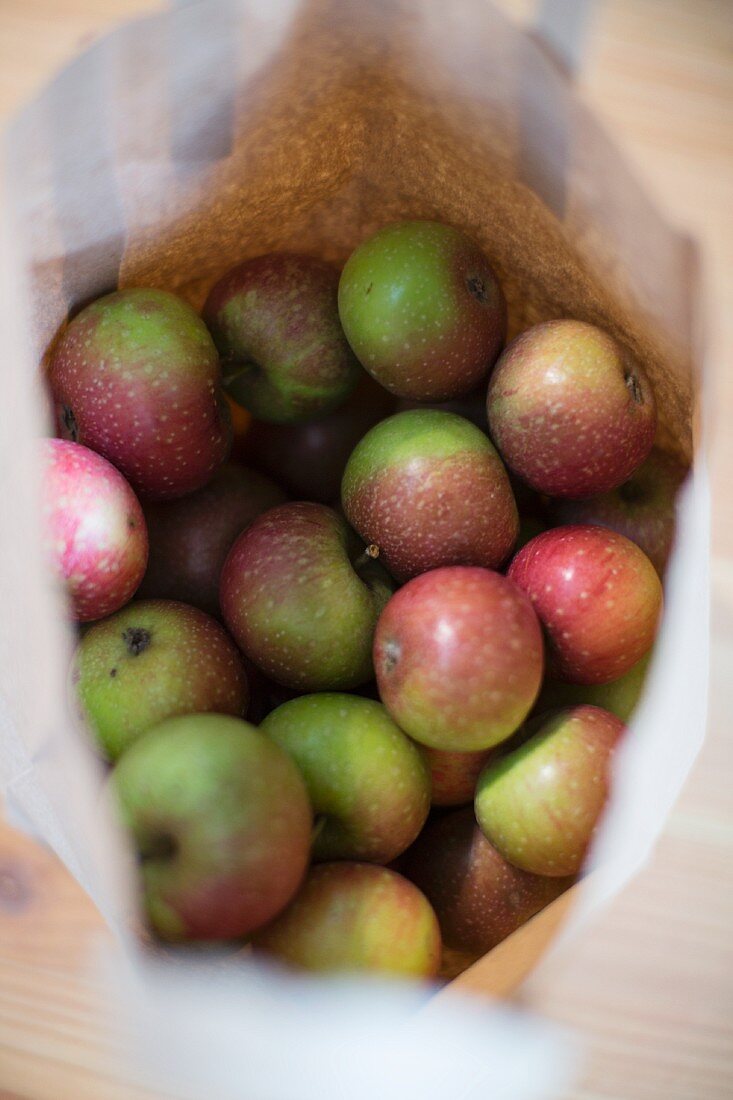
[1,1,732,1097]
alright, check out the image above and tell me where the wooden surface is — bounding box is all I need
[1,1,732,1097]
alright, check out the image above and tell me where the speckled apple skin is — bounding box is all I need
[422,746,496,807]
[548,447,687,574]
[401,808,572,955]
[74,599,249,760]
[252,862,441,978]
[262,694,430,864]
[374,567,544,752]
[338,220,506,401]
[341,409,518,582]
[487,320,657,498]
[138,463,286,616]
[508,524,662,685]
[535,652,651,723]
[220,502,394,691]
[49,288,232,500]
[204,253,361,424]
[112,713,312,941]
[475,704,625,876]
[41,439,148,622]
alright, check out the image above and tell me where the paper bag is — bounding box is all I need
[0,1,708,1096]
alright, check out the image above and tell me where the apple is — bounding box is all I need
[261,694,430,864]
[73,599,249,760]
[536,652,651,723]
[487,320,657,497]
[508,524,662,684]
[341,409,518,582]
[252,862,441,977]
[338,220,505,401]
[401,808,572,957]
[203,253,361,424]
[112,713,312,941]
[547,446,687,574]
[137,463,286,616]
[422,746,496,807]
[374,566,543,752]
[220,502,394,691]
[49,288,231,500]
[241,372,396,504]
[476,704,624,876]
[40,439,148,622]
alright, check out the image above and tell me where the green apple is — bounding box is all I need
[252,862,441,977]
[112,713,312,941]
[261,694,430,863]
[535,653,651,723]
[475,704,625,876]
[73,599,249,760]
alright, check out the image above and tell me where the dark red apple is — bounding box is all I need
[40,439,148,621]
[374,566,544,752]
[220,502,393,691]
[475,705,625,876]
[342,409,518,582]
[241,372,395,503]
[423,747,496,807]
[547,446,687,574]
[487,320,657,498]
[401,808,572,957]
[49,288,232,500]
[138,463,286,616]
[204,253,360,424]
[508,524,662,684]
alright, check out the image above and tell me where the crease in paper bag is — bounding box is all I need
[0,1,707,1096]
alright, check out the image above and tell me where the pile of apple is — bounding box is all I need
[41,220,685,979]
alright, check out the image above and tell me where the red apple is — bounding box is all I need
[475,705,625,876]
[401,808,572,957]
[547,446,687,574]
[40,439,148,621]
[374,567,544,751]
[508,524,662,684]
[487,320,656,498]
[138,463,286,616]
[422,747,496,807]
[252,862,441,977]
[49,288,231,500]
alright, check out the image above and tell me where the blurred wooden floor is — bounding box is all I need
[0,1,732,1098]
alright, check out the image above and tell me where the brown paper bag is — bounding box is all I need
[0,2,708,1096]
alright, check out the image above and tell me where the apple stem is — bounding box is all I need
[353,544,380,570]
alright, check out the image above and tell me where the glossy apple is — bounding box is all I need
[401,808,572,957]
[487,320,656,497]
[262,694,430,863]
[204,253,360,424]
[220,502,393,691]
[475,704,625,876]
[342,409,518,582]
[422,747,495,807]
[138,463,286,616]
[252,862,441,977]
[338,220,505,400]
[112,713,312,941]
[74,599,249,760]
[548,446,687,574]
[508,524,662,684]
[40,439,148,621]
[374,566,543,751]
[49,288,231,499]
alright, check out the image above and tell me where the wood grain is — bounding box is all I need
[1,0,732,1097]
